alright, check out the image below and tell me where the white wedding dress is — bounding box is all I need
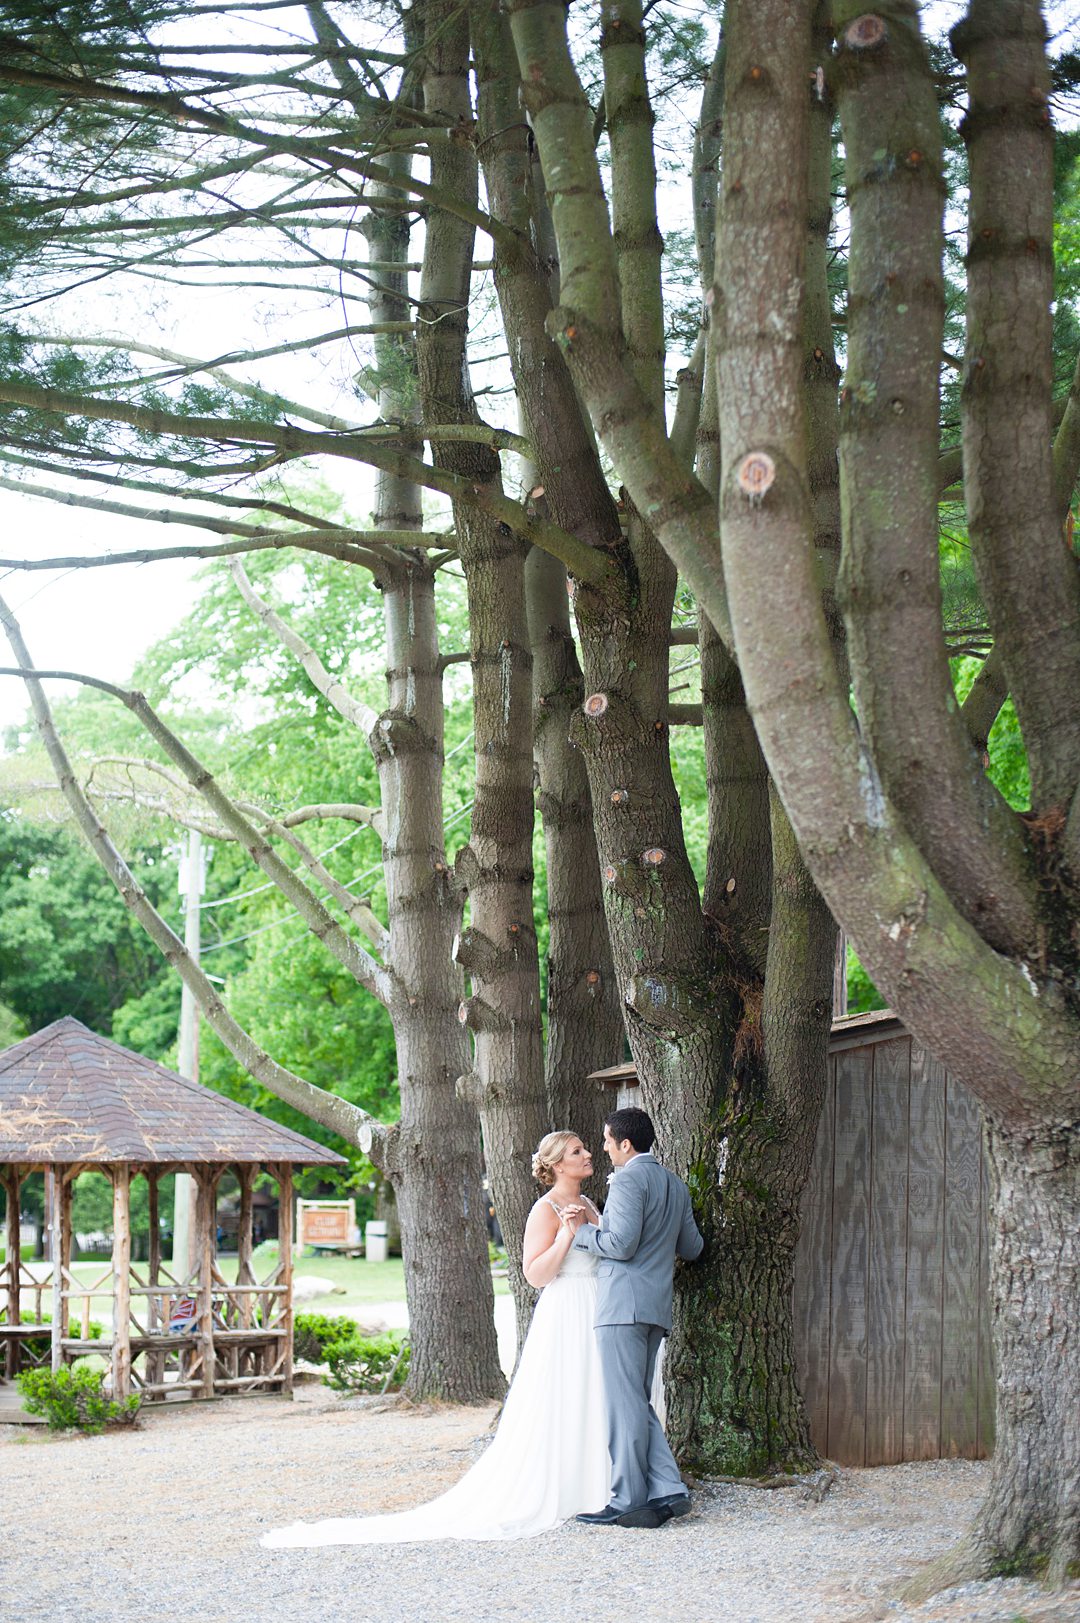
[261,1236,612,1546]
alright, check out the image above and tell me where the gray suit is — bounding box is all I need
[573,1151,704,1511]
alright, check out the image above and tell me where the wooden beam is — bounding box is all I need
[194,1169,217,1400]
[3,1167,21,1380]
[146,1171,163,1390]
[49,1170,63,1373]
[111,1165,132,1400]
[236,1165,255,1331]
[59,1174,73,1342]
[276,1164,294,1394]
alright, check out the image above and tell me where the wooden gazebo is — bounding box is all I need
[0,1017,345,1406]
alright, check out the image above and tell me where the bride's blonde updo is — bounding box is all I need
[531,1130,578,1188]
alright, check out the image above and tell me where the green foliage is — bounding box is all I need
[292,1311,361,1363]
[0,808,178,1034]
[846,945,887,1015]
[16,1365,140,1433]
[0,1001,26,1048]
[322,1329,410,1393]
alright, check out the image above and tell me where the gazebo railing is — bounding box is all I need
[2,1160,296,1403]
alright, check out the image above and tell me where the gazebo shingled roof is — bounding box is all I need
[0,1017,345,1167]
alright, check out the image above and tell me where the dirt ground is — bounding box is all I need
[2,1385,1077,1623]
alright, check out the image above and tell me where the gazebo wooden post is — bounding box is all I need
[48,1167,70,1372]
[236,1165,255,1331]
[194,1168,217,1400]
[146,1170,163,1389]
[4,1167,21,1379]
[277,1164,294,1393]
[111,1165,132,1400]
[58,1172,73,1345]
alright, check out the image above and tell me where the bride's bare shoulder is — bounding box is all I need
[524,1195,560,1233]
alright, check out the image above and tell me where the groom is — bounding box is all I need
[567,1106,704,1530]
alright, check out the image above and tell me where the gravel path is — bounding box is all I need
[3,1388,1077,1623]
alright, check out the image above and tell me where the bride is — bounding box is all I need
[261,1130,612,1547]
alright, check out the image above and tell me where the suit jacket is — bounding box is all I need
[572,1151,704,1330]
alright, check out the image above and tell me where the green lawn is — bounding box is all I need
[17,1247,508,1325]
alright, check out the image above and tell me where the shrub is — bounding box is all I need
[293,1312,360,1363]
[323,1331,410,1394]
[16,1366,140,1433]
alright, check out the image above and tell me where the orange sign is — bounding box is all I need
[300,1206,351,1245]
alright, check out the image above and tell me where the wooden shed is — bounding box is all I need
[0,1017,345,1407]
[591,1009,994,1467]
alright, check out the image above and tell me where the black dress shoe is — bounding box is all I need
[576,1503,664,1529]
[648,1493,692,1521]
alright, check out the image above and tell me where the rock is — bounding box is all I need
[292,1276,339,1302]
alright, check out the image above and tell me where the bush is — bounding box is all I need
[293,1312,360,1363]
[16,1366,140,1433]
[323,1331,410,1394]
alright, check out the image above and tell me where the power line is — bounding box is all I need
[201,797,475,955]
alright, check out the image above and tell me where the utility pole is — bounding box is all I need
[172,830,205,1277]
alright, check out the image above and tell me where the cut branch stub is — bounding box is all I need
[623,973,710,1038]
[843,14,887,50]
[611,788,630,806]
[642,847,667,867]
[454,1070,487,1109]
[453,842,481,892]
[736,452,777,500]
[451,926,500,978]
[457,995,509,1035]
[583,692,610,719]
[602,858,650,900]
[585,969,602,993]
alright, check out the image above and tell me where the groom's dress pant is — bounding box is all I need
[595,1322,684,1511]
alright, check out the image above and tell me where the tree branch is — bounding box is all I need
[834,0,1035,954]
[0,596,388,1160]
[953,0,1080,811]
[229,557,380,733]
[0,660,396,1008]
[708,0,1079,1128]
[0,376,615,586]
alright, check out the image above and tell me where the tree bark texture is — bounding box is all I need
[835,0,1036,957]
[505,0,836,1474]
[954,0,1080,816]
[374,563,505,1401]
[971,1121,1080,1585]
[471,4,624,1180]
[525,544,621,1181]
[417,0,548,1352]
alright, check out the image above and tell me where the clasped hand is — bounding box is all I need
[558,1203,588,1235]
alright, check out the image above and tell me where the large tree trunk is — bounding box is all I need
[489,0,838,1473]
[908,1120,1080,1596]
[416,0,549,1352]
[973,1123,1079,1585]
[525,536,620,1187]
[375,565,505,1401]
[474,0,623,1187]
[297,34,504,1399]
